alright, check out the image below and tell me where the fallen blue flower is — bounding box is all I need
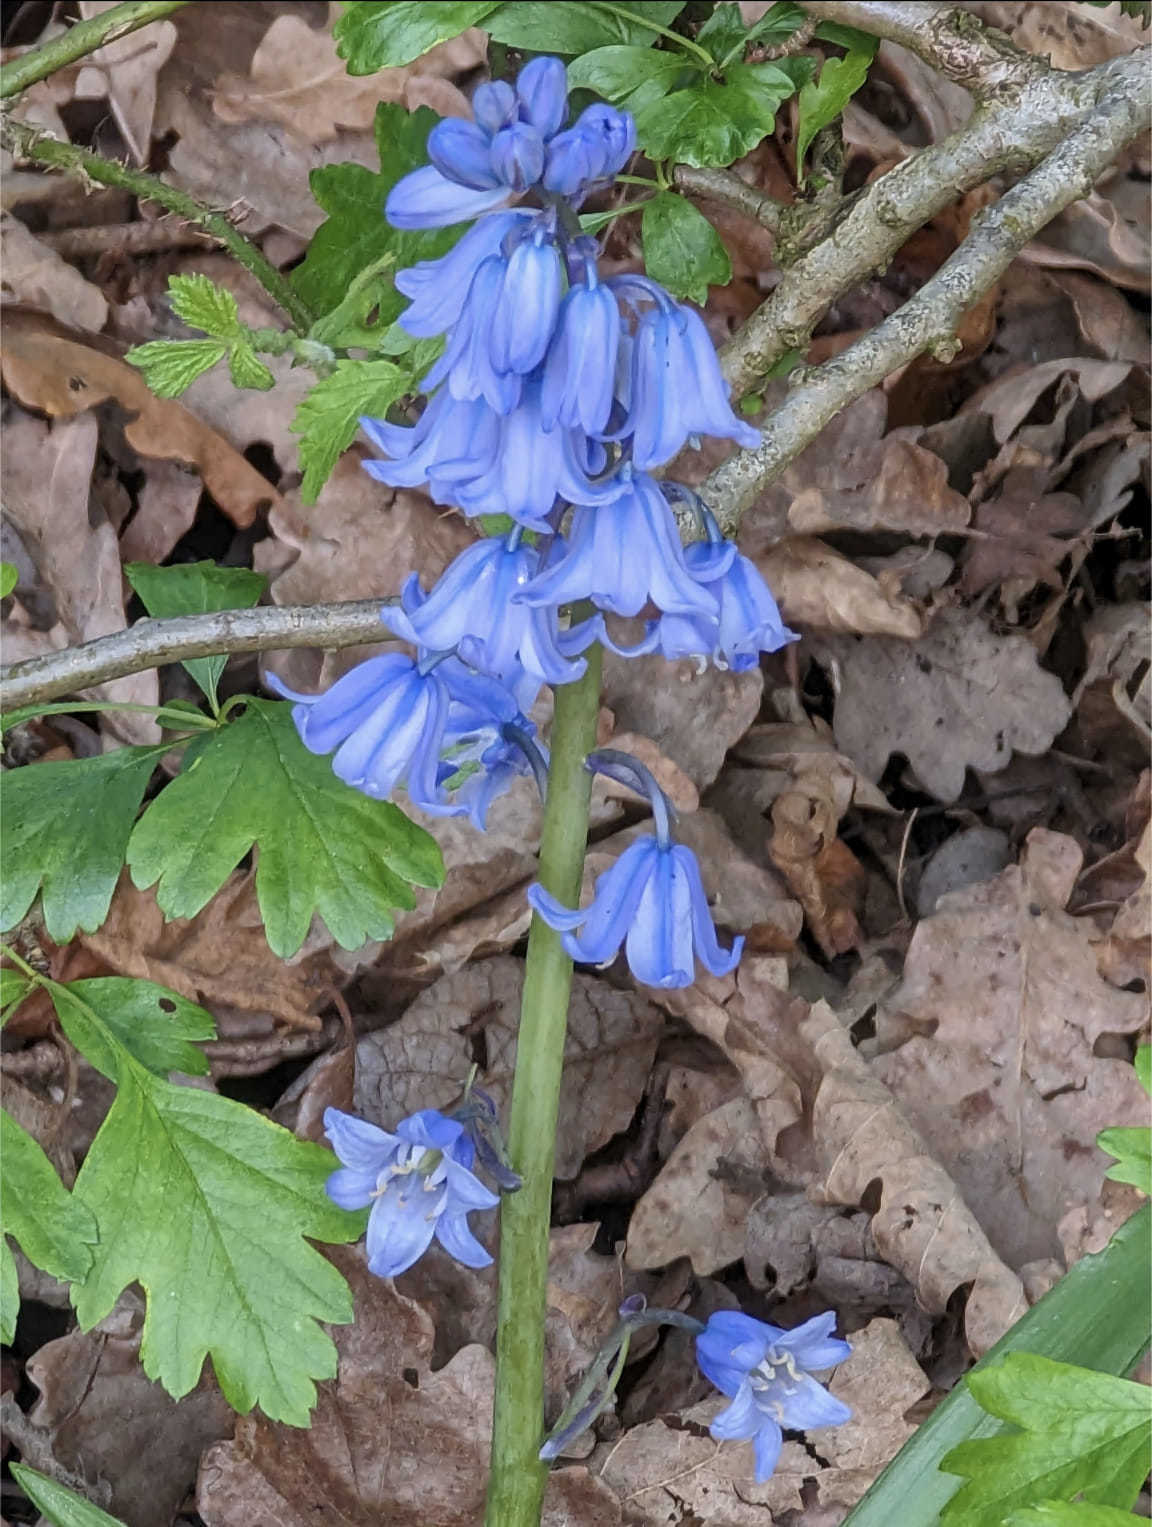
[696,1310,852,1483]
[324,1107,498,1278]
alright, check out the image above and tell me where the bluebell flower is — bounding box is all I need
[527,833,743,988]
[489,223,563,376]
[516,468,718,617]
[543,103,636,198]
[541,264,621,434]
[610,279,760,469]
[383,532,601,687]
[472,78,518,135]
[695,1311,852,1483]
[360,391,499,505]
[421,254,522,414]
[324,1107,498,1278]
[394,210,531,338]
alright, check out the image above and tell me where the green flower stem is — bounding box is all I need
[0,117,314,332]
[0,0,188,99]
[485,640,604,1527]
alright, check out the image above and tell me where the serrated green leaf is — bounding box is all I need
[940,1355,1152,1525]
[796,26,877,173]
[292,358,409,502]
[127,698,443,957]
[44,977,361,1424]
[1,967,31,1020]
[0,561,17,598]
[1,747,166,943]
[1,1109,99,1341]
[566,45,693,114]
[125,560,266,707]
[634,60,798,166]
[12,1465,129,1527]
[227,341,275,391]
[293,103,456,321]
[333,1,501,73]
[52,978,214,1079]
[641,191,731,303]
[125,339,227,398]
[167,272,242,339]
[487,0,685,51]
[1005,1505,1146,1527]
[1098,1046,1151,1194]
[696,0,804,63]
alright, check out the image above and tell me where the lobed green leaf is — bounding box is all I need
[124,339,226,398]
[51,977,215,1080]
[333,1,501,73]
[634,61,800,166]
[641,191,731,303]
[486,1,686,53]
[125,559,267,707]
[292,358,410,503]
[167,272,243,339]
[796,25,878,175]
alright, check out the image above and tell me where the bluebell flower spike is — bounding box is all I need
[695,1311,852,1483]
[324,1106,499,1278]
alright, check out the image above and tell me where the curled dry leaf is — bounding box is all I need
[875,829,1150,1267]
[0,308,276,526]
[212,16,480,140]
[354,956,663,1179]
[757,538,922,640]
[768,785,868,959]
[799,999,1028,1356]
[963,357,1137,445]
[1,214,108,331]
[813,609,1074,803]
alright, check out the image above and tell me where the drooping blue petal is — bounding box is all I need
[441,1156,501,1212]
[324,1167,379,1211]
[527,837,660,965]
[427,118,501,189]
[777,1376,853,1431]
[677,844,744,978]
[395,210,530,336]
[323,1107,401,1172]
[516,55,568,138]
[625,843,694,988]
[541,276,621,434]
[365,1183,439,1277]
[752,1421,784,1484]
[362,391,501,495]
[289,653,415,756]
[708,1382,762,1441]
[421,255,522,414]
[385,165,512,230]
[435,1211,494,1268]
[773,1312,853,1371]
[543,102,634,196]
[489,233,563,375]
[490,121,545,191]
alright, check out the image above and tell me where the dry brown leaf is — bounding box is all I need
[212,15,480,140]
[769,786,868,957]
[814,609,1074,803]
[968,2,1149,69]
[785,437,972,538]
[964,357,1137,445]
[0,308,276,525]
[354,956,663,1179]
[75,0,177,162]
[1,214,108,330]
[961,471,1086,596]
[1025,180,1151,294]
[758,537,922,639]
[733,716,895,816]
[1049,270,1151,364]
[799,999,1028,1355]
[876,829,1150,1266]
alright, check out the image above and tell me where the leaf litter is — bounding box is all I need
[1,3,1149,1524]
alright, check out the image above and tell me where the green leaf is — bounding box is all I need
[43,979,361,1422]
[1,1238,16,1350]
[167,272,243,339]
[1098,1045,1151,1195]
[292,358,409,503]
[1005,1506,1147,1527]
[1,1109,99,1341]
[293,103,455,322]
[1,747,166,943]
[795,26,877,173]
[1,967,31,1020]
[126,698,443,958]
[641,191,731,303]
[634,60,799,166]
[227,341,275,391]
[51,978,214,1079]
[486,1,685,52]
[696,0,804,63]
[940,1355,1152,1524]
[124,339,227,397]
[333,1,501,73]
[566,44,693,113]
[841,1203,1151,1527]
[0,561,18,598]
[11,1465,129,1527]
[125,559,267,707]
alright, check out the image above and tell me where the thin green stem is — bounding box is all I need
[0,118,314,331]
[0,699,216,736]
[0,0,188,99]
[484,642,604,1527]
[586,1,715,69]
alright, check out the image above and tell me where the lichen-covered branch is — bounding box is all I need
[673,165,787,232]
[0,0,188,99]
[718,47,1147,399]
[0,602,391,712]
[703,71,1151,533]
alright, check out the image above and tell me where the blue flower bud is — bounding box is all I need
[427,117,501,189]
[515,55,568,138]
[489,121,546,192]
[473,78,518,135]
[543,103,635,195]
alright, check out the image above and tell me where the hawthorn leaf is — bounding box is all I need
[11,1466,129,1527]
[1098,1043,1151,1195]
[50,978,215,1079]
[796,25,878,173]
[227,340,275,392]
[292,358,410,503]
[486,1,686,52]
[0,746,166,943]
[124,339,226,398]
[333,1,501,73]
[566,45,693,114]
[126,698,443,957]
[125,559,266,707]
[1,1109,99,1342]
[641,191,731,303]
[634,61,799,166]
[696,0,804,63]
[940,1354,1152,1526]
[167,272,243,339]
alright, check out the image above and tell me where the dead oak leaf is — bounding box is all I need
[758,537,922,640]
[817,1318,931,1505]
[813,609,1073,803]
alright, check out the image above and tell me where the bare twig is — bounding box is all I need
[40,217,216,257]
[672,166,787,232]
[703,71,1151,532]
[0,0,188,99]
[0,602,392,712]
